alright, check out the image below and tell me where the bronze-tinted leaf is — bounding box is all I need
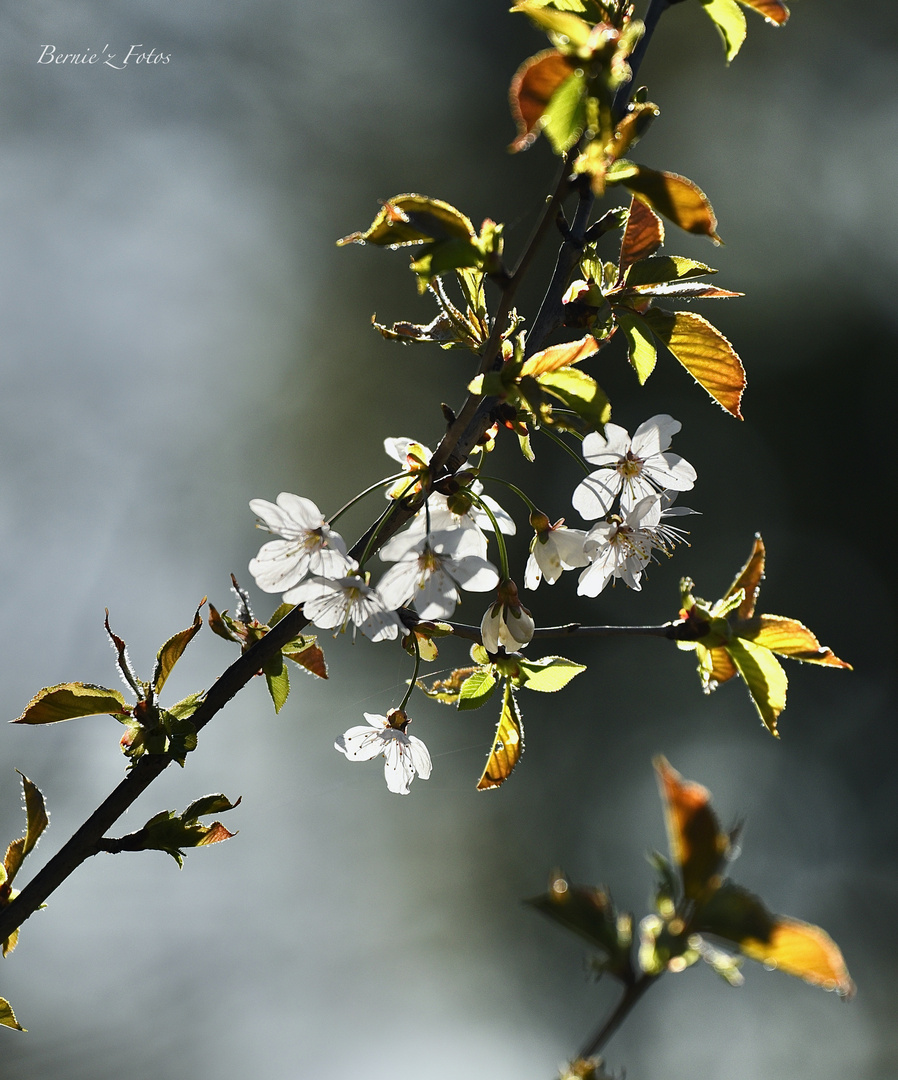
[477,684,524,790]
[642,308,745,418]
[509,49,579,152]
[284,640,328,679]
[621,165,721,242]
[740,0,789,25]
[655,756,730,900]
[723,533,765,617]
[619,197,664,277]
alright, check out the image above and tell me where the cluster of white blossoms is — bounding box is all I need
[524,414,697,597]
[246,419,694,792]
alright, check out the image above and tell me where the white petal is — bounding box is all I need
[335,725,386,761]
[631,414,680,457]
[582,423,630,462]
[381,736,414,794]
[406,735,432,780]
[524,552,542,590]
[572,471,620,519]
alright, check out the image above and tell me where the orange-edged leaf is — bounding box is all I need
[746,616,851,669]
[654,756,730,901]
[12,683,127,725]
[724,534,765,617]
[477,683,523,790]
[0,996,25,1032]
[337,194,475,248]
[740,0,789,25]
[696,642,739,690]
[620,165,721,241]
[152,600,205,694]
[520,334,600,377]
[619,196,664,277]
[284,638,328,679]
[696,882,854,997]
[195,821,237,847]
[740,916,854,997]
[508,49,580,151]
[726,637,787,736]
[641,308,745,418]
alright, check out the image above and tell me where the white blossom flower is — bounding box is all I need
[577,494,689,597]
[248,493,352,593]
[524,516,590,590]
[381,488,516,563]
[335,709,432,795]
[378,530,499,619]
[383,437,433,499]
[480,580,535,654]
[572,415,696,519]
[286,571,402,642]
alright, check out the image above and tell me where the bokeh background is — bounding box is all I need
[1,1,896,1077]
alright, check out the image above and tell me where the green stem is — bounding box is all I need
[468,492,510,580]
[327,473,409,528]
[577,974,658,1060]
[398,633,422,712]
[477,475,540,517]
[537,425,592,474]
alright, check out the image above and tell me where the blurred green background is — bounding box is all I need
[1,1,896,1077]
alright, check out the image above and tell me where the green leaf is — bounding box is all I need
[263,652,291,714]
[699,0,747,62]
[509,49,578,152]
[166,691,204,720]
[726,636,788,736]
[514,656,587,692]
[0,996,24,1031]
[152,602,204,694]
[182,793,242,822]
[641,307,745,418]
[511,2,593,49]
[542,70,588,154]
[457,667,497,711]
[614,309,657,383]
[338,194,475,248]
[537,367,612,430]
[103,612,143,695]
[12,683,127,726]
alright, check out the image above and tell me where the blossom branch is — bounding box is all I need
[441,617,708,644]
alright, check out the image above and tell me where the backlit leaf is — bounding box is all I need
[477,683,524,790]
[641,308,745,418]
[740,0,789,24]
[614,309,657,384]
[655,756,730,901]
[744,616,852,668]
[623,256,716,288]
[338,194,475,248]
[520,335,601,377]
[510,49,577,151]
[263,652,290,714]
[698,882,853,997]
[511,2,593,49]
[537,367,612,430]
[152,601,204,694]
[723,533,765,617]
[699,0,747,62]
[12,683,126,725]
[740,916,854,997]
[726,637,788,735]
[618,164,721,241]
[3,773,49,887]
[284,639,328,679]
[619,197,664,276]
[514,656,586,692]
[458,667,497,711]
[0,997,24,1032]
[542,70,588,154]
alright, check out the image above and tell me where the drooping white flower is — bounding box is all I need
[524,515,590,590]
[577,494,689,597]
[248,493,351,593]
[285,571,402,642]
[335,709,432,795]
[378,530,499,619]
[480,580,535,654]
[383,437,433,500]
[381,488,516,564]
[572,415,696,519]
